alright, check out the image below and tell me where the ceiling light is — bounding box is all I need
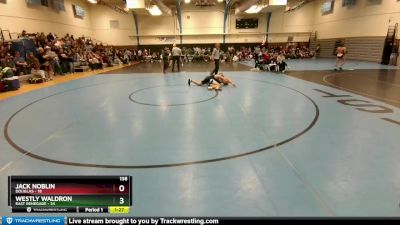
[269,0,287,5]
[87,0,97,4]
[126,0,145,9]
[245,5,264,13]
[147,5,162,16]
[184,0,190,3]
[218,0,223,2]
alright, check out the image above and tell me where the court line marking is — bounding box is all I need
[236,96,335,216]
[3,77,319,169]
[276,151,336,216]
[128,84,218,107]
[323,73,400,107]
[0,162,13,173]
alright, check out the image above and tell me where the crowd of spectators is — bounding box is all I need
[1,30,135,81]
[1,29,315,81]
[145,43,314,65]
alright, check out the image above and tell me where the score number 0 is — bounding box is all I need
[118,176,128,205]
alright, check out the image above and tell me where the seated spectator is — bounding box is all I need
[27,52,41,71]
[100,53,111,67]
[1,53,17,76]
[88,52,103,70]
[4,42,15,56]
[44,46,63,76]
[26,52,45,79]
[113,54,123,65]
[261,52,270,64]
[58,48,71,74]
[13,51,30,75]
[277,53,288,72]
[37,47,52,80]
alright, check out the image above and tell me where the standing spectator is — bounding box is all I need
[137,49,142,61]
[20,30,28,39]
[254,45,261,68]
[315,44,321,58]
[171,43,181,72]
[47,33,55,43]
[162,47,170,74]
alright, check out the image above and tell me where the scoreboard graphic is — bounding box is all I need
[8,176,132,213]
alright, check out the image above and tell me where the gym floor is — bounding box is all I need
[0,58,399,216]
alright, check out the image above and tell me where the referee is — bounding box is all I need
[171,43,182,72]
[210,43,220,75]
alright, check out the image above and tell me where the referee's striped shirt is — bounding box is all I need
[212,48,220,60]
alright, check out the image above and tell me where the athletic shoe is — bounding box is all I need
[188,79,191,86]
[339,67,343,70]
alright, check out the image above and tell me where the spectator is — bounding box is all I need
[47,32,55,43]
[26,52,41,71]
[277,53,288,72]
[13,51,29,75]
[1,53,17,76]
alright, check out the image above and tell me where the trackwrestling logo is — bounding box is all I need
[1,217,64,225]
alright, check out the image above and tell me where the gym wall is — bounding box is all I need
[312,0,400,62]
[0,0,92,38]
[89,3,137,46]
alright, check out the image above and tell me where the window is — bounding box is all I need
[73,5,85,19]
[321,0,334,15]
[342,0,356,7]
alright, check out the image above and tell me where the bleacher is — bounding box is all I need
[1,27,123,89]
[315,37,386,63]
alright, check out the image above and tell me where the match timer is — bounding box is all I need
[8,176,132,213]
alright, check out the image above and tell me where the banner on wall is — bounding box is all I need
[26,0,42,5]
[52,0,65,11]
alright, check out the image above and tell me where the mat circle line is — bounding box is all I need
[4,78,320,169]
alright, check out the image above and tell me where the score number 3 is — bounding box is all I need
[118,176,128,205]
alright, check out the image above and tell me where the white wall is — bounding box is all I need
[138,15,177,35]
[181,10,224,35]
[224,11,266,43]
[0,0,92,38]
[89,4,137,46]
[269,1,315,33]
[179,4,224,44]
[2,0,399,46]
[312,0,400,39]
